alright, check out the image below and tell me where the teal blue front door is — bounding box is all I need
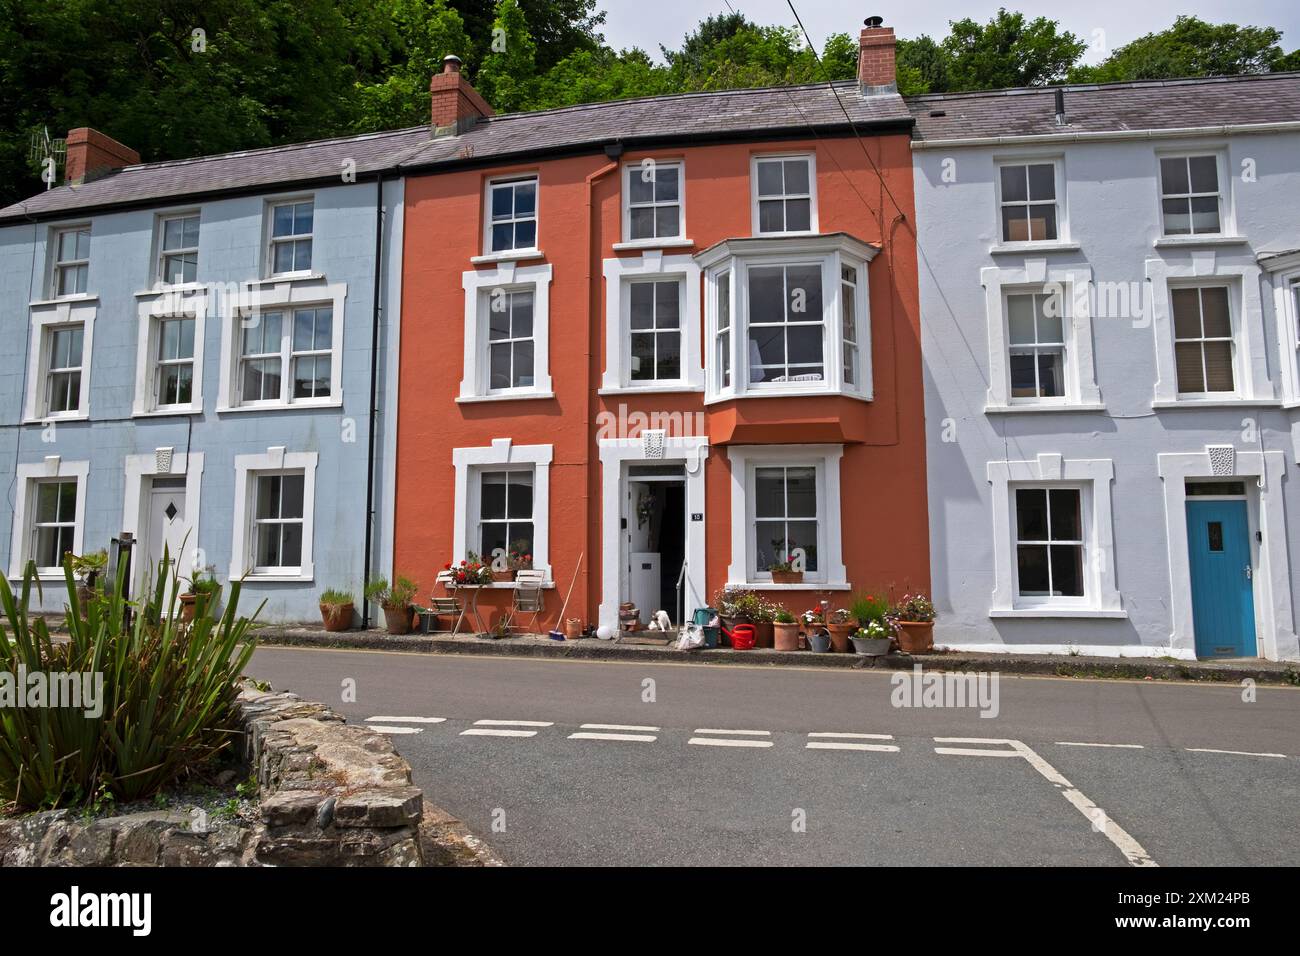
[1186,499,1257,658]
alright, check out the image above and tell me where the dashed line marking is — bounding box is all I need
[460,728,538,738]
[806,741,899,752]
[688,737,773,748]
[366,716,447,724]
[694,728,771,736]
[368,725,424,735]
[1186,747,1287,759]
[808,732,895,740]
[569,732,657,743]
[473,719,554,727]
[934,736,1157,867]
[1055,741,1144,749]
[580,723,660,732]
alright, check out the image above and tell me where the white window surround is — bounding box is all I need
[990,153,1068,252]
[216,277,346,412]
[230,448,318,582]
[452,440,552,583]
[726,444,848,590]
[264,197,315,278]
[1157,449,1296,662]
[619,159,687,246]
[1259,251,1300,407]
[600,252,703,393]
[598,435,708,632]
[49,225,91,298]
[1145,255,1274,407]
[132,288,209,416]
[987,454,1124,618]
[23,298,96,423]
[8,458,89,580]
[459,262,554,402]
[154,211,201,286]
[750,152,818,236]
[1153,146,1236,242]
[980,262,1102,412]
[122,451,205,589]
[697,234,876,404]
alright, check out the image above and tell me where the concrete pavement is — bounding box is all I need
[248,645,1300,866]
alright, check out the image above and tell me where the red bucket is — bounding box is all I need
[725,624,757,650]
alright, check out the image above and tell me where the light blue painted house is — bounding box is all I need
[0,126,420,622]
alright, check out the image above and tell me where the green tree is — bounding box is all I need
[450,0,603,73]
[942,8,1086,90]
[354,0,470,130]
[896,36,950,95]
[1070,15,1299,83]
[474,0,538,113]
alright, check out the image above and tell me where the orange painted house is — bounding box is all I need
[393,23,929,635]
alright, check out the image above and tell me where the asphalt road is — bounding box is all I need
[249,646,1300,866]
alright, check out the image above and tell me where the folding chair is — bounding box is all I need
[504,569,546,634]
[415,570,467,634]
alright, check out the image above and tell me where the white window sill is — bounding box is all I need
[989,241,1081,255]
[1153,235,1248,249]
[598,384,704,396]
[985,402,1107,414]
[612,238,695,251]
[255,272,325,284]
[470,249,545,265]
[754,230,819,240]
[8,572,66,583]
[990,607,1128,619]
[1152,398,1280,409]
[25,412,89,424]
[728,581,852,591]
[134,406,203,418]
[217,398,342,413]
[30,294,98,307]
[455,391,555,404]
[134,283,207,298]
[448,580,555,590]
[704,388,870,406]
[240,572,314,583]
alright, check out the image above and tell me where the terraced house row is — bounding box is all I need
[3,17,1298,662]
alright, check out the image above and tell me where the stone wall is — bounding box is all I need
[0,685,501,867]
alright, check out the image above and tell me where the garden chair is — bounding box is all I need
[504,569,546,634]
[415,570,467,634]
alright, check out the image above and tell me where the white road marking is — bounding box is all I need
[688,737,773,748]
[569,732,658,743]
[460,728,538,738]
[933,736,1157,868]
[368,725,424,735]
[580,723,661,732]
[808,732,894,740]
[1186,747,1288,759]
[1055,741,1144,749]
[366,716,447,724]
[694,728,771,736]
[473,719,554,727]
[806,741,899,752]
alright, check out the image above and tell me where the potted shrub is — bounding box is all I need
[891,593,936,654]
[366,574,420,635]
[319,588,355,631]
[826,608,854,653]
[850,619,893,656]
[802,607,831,653]
[448,554,494,587]
[768,559,803,585]
[68,550,107,608]
[741,593,777,648]
[850,592,893,652]
[509,540,533,580]
[191,567,222,619]
[773,609,800,651]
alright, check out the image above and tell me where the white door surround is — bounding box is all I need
[123,450,204,592]
[598,435,708,632]
[1157,447,1296,661]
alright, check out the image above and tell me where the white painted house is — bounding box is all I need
[910,73,1300,662]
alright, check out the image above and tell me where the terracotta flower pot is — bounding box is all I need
[383,604,412,635]
[179,593,197,623]
[563,618,583,639]
[895,620,935,654]
[491,568,514,583]
[320,602,354,632]
[827,622,854,653]
[773,621,800,651]
[750,621,774,648]
[770,570,804,585]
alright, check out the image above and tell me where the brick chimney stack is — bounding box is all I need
[65,128,140,185]
[430,55,494,137]
[858,16,897,95]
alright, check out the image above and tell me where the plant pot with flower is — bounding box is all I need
[69,550,108,609]
[890,593,936,654]
[366,574,420,635]
[850,619,893,656]
[768,559,803,586]
[802,608,831,653]
[319,588,355,631]
[826,608,855,652]
[773,609,800,651]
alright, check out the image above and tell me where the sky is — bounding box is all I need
[596,0,1298,65]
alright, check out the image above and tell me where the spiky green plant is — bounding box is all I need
[0,548,262,811]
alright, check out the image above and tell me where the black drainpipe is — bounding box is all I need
[362,171,385,629]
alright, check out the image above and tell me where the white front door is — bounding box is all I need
[145,477,188,599]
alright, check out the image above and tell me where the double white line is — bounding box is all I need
[365,716,447,735]
[806,732,898,752]
[461,719,554,738]
[689,728,773,748]
[569,723,660,743]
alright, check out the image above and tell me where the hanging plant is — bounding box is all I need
[636,491,655,529]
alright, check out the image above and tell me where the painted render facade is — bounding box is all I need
[0,145,407,622]
[911,75,1300,661]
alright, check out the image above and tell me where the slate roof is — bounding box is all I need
[908,71,1300,145]
[0,81,910,223]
